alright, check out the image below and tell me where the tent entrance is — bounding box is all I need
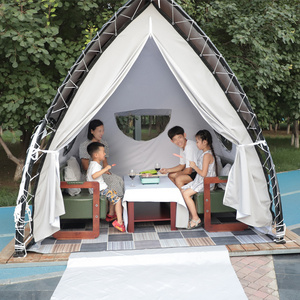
[64,37,235,176]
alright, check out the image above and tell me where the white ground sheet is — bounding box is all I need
[51,246,247,300]
[122,176,189,229]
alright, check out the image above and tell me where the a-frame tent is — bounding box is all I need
[14,0,285,256]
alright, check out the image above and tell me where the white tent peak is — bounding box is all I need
[149,16,153,38]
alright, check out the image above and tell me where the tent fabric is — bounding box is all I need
[224,142,272,226]
[32,4,273,242]
[68,37,235,175]
[147,16,272,226]
[33,22,150,241]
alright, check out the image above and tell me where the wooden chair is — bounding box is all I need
[53,181,101,240]
[202,176,248,232]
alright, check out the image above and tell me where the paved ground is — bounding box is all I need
[0,170,299,299]
[1,249,300,300]
[273,227,300,300]
[231,255,279,300]
[273,254,300,300]
[1,230,300,300]
[0,276,62,300]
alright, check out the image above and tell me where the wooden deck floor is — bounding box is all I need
[1,227,300,265]
[227,229,300,255]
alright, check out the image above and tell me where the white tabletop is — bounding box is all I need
[122,176,188,229]
[123,176,185,205]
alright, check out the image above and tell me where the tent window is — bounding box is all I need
[214,131,233,151]
[115,109,171,141]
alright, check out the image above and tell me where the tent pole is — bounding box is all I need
[13,196,27,257]
[13,120,47,257]
[269,163,286,244]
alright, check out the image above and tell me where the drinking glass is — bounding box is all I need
[129,169,136,187]
[154,163,161,173]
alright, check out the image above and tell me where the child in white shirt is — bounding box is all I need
[86,142,125,232]
[181,130,217,229]
[160,126,201,188]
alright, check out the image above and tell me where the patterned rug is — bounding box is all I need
[27,216,274,254]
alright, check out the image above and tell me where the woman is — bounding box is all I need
[79,119,124,222]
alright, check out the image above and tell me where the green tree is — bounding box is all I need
[0,0,126,180]
[1,0,299,182]
[183,0,299,139]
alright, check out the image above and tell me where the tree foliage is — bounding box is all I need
[0,0,126,179]
[180,0,299,128]
[0,0,299,177]
[0,0,126,157]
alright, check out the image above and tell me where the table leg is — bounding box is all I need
[170,202,177,231]
[127,202,135,233]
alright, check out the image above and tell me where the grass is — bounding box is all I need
[265,134,300,172]
[0,133,22,207]
[0,130,299,206]
[0,188,18,207]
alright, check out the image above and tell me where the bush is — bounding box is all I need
[0,188,18,207]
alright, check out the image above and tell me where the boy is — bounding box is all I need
[160,126,201,188]
[86,142,125,232]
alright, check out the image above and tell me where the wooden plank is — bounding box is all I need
[284,236,300,248]
[170,202,176,231]
[226,245,232,252]
[241,244,259,251]
[255,243,274,251]
[0,224,32,263]
[52,253,71,261]
[127,201,135,233]
[285,229,300,246]
[227,244,245,252]
[53,230,99,240]
[8,252,43,264]
[0,238,15,264]
[284,241,300,249]
[205,222,248,232]
[267,242,287,249]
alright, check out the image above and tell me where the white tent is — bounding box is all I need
[14,0,284,255]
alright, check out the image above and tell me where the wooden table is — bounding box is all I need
[123,176,187,232]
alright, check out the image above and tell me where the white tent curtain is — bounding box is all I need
[146,6,272,227]
[33,32,150,241]
[33,4,272,241]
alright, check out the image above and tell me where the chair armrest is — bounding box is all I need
[204,176,228,186]
[203,176,227,231]
[203,176,228,219]
[61,181,100,194]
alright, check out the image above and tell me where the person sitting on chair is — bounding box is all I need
[160,126,201,188]
[79,119,124,223]
[86,142,125,232]
[181,130,217,229]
